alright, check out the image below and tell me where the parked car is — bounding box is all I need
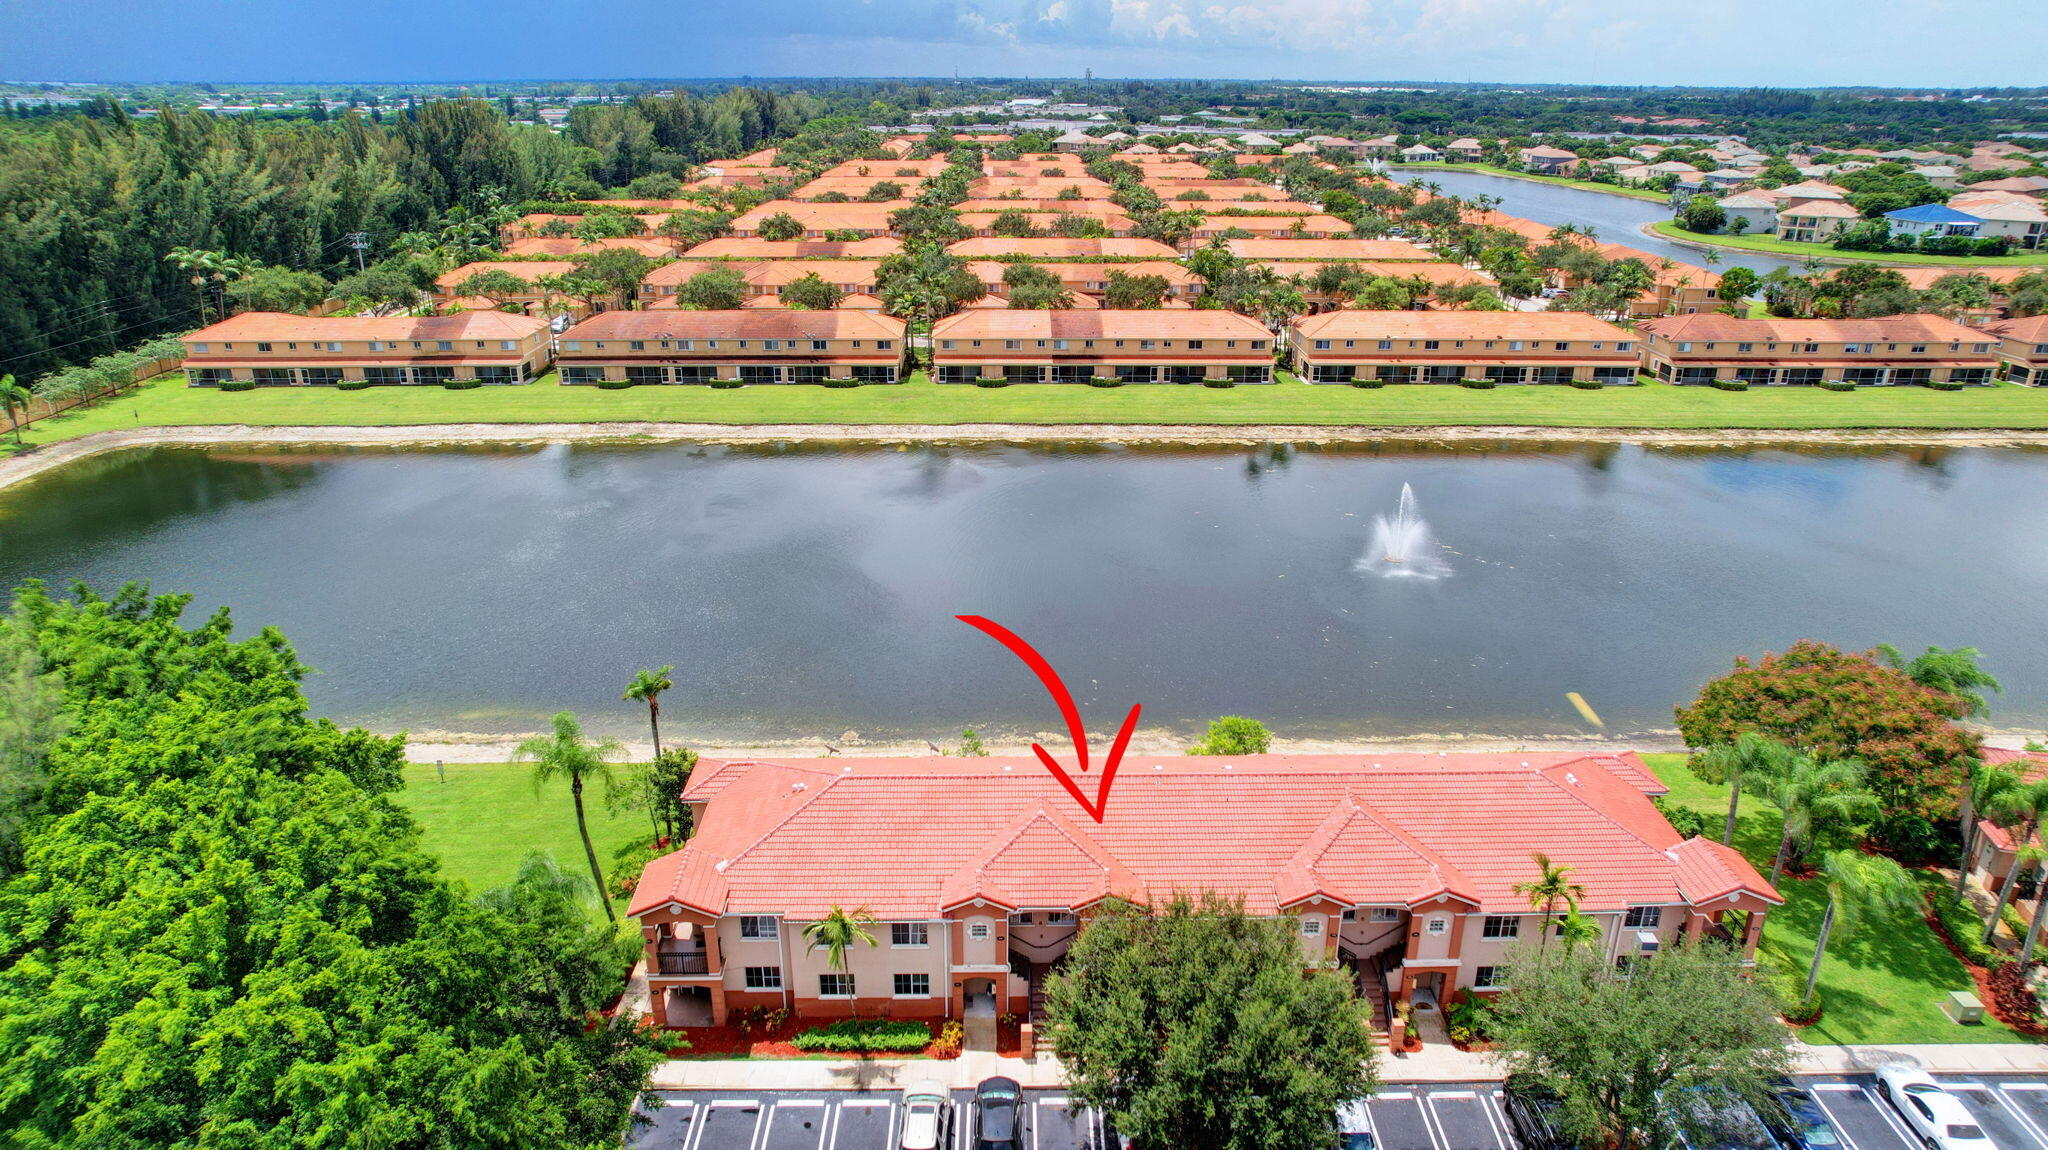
[1666,1087,1777,1150]
[1338,1099,1376,1150]
[899,1080,952,1150]
[1541,287,1570,299]
[1504,1075,1572,1150]
[1760,1081,1843,1150]
[974,1076,1023,1150]
[1873,1065,1995,1150]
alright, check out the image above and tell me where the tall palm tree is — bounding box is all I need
[515,711,623,925]
[164,246,224,323]
[1956,759,2024,898]
[1876,644,2003,717]
[1554,900,1602,952]
[1696,732,1798,847]
[622,665,674,757]
[1983,778,2048,945]
[2017,845,2048,962]
[1804,849,1917,1001]
[804,906,879,1013]
[1757,755,1879,882]
[0,374,30,446]
[1512,853,1586,949]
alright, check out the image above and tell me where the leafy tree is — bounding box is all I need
[1104,270,1170,309]
[455,267,535,305]
[1803,849,1917,1000]
[1132,208,1206,248]
[755,211,807,241]
[573,212,641,241]
[1187,715,1272,756]
[876,246,984,326]
[657,209,734,248]
[622,665,674,757]
[887,204,969,244]
[1876,644,2002,717]
[780,272,844,311]
[620,745,697,846]
[1043,893,1376,1150]
[0,605,66,864]
[1001,263,1074,310]
[1554,902,1602,951]
[1512,853,1586,948]
[1982,777,2048,943]
[1717,265,1761,306]
[861,180,904,202]
[568,248,659,310]
[1679,195,1726,234]
[1694,732,1799,846]
[674,266,749,310]
[989,210,1040,238]
[1488,941,1794,1150]
[956,727,989,757]
[224,265,331,313]
[515,711,624,925]
[1675,641,1980,824]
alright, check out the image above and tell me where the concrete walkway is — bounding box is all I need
[648,1041,2048,1091]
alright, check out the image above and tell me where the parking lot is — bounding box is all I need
[632,1075,2048,1150]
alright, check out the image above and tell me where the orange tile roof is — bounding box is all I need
[627,752,1767,920]
[683,238,903,259]
[188,310,548,343]
[559,309,904,342]
[730,201,914,232]
[1292,310,1634,344]
[502,236,674,257]
[932,308,1272,342]
[1988,315,2048,344]
[945,237,1180,260]
[1224,238,1435,261]
[1639,312,1988,344]
[434,261,578,290]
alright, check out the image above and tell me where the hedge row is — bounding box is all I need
[788,1019,933,1053]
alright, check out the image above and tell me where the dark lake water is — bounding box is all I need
[1,442,2043,744]
[1391,168,1802,278]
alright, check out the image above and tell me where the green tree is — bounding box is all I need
[674,266,749,310]
[569,248,659,310]
[1488,942,1794,1150]
[1718,265,1761,307]
[1187,715,1272,756]
[1983,777,2048,944]
[0,605,67,864]
[1554,901,1602,951]
[1876,644,2003,718]
[780,272,844,311]
[1001,263,1074,310]
[1679,195,1726,234]
[1956,759,2024,898]
[1512,853,1586,948]
[989,210,1040,238]
[515,711,624,925]
[224,265,331,314]
[1103,270,1170,309]
[887,204,969,244]
[455,267,535,307]
[1042,893,1377,1150]
[1803,849,1917,1000]
[1693,732,1799,846]
[0,375,29,446]
[803,906,879,1012]
[1756,755,1879,882]
[619,745,697,847]
[755,211,806,241]
[622,665,674,757]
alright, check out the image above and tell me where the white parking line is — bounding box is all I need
[1424,1091,1500,1150]
[1989,1087,2048,1150]
[1811,1083,1864,1092]
[1476,1091,1515,1150]
[1866,1086,1924,1148]
[687,1100,766,1150]
[2008,1086,2048,1093]
[1415,1094,1452,1150]
[1807,1092,1868,1150]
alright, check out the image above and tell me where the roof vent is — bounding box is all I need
[714,859,730,872]
[1371,762,1381,770]
[1002,764,1013,771]
[842,765,853,773]
[1222,763,1233,771]
[1565,772,1580,786]
[1153,764,1163,771]
[790,782,806,792]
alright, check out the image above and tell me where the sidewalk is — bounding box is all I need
[648,1041,2048,1092]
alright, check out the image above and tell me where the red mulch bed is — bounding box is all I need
[1920,897,2048,1037]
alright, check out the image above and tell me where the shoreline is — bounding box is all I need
[1389,162,1671,203]
[11,421,2048,491]
[1638,220,2048,269]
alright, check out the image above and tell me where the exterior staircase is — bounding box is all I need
[1344,940,1404,1032]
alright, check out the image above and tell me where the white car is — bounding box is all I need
[899,1079,952,1150]
[1873,1065,1996,1150]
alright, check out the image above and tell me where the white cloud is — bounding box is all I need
[1041,0,1070,21]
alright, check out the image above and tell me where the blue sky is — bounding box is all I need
[6,0,2044,87]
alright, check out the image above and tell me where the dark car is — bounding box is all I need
[1668,1087,1778,1150]
[974,1075,1023,1150]
[1759,1084,1843,1150]
[1504,1075,1573,1150]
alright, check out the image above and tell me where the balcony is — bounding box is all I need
[654,949,711,976]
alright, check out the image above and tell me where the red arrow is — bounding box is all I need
[957,614,1140,824]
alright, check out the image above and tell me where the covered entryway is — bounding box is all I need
[963,977,998,1052]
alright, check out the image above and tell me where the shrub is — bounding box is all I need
[1709,378,1749,391]
[710,379,744,388]
[1086,377,1123,387]
[1926,380,1966,392]
[1568,378,1603,390]
[218,379,255,392]
[1870,814,1956,866]
[607,839,664,902]
[595,378,635,390]
[820,378,861,388]
[1460,378,1496,389]
[443,378,482,390]
[1819,379,1857,392]
[2003,902,2028,941]
[1653,797,1711,840]
[974,377,1009,388]
[1201,378,1234,388]
[1445,992,1496,1045]
[1925,878,2009,970]
[930,1020,964,1059]
[1349,377,1384,389]
[336,379,373,391]
[788,1019,933,1053]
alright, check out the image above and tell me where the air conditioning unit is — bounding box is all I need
[1635,931,1660,954]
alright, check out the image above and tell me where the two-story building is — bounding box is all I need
[628,753,1780,1036]
[1287,312,1640,385]
[182,311,552,386]
[1987,315,2048,384]
[1637,314,2001,386]
[555,311,905,385]
[930,309,1274,383]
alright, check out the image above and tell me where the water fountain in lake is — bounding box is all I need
[1356,483,1451,579]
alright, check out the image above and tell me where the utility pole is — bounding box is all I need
[345,232,369,272]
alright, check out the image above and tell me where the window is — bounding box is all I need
[1911,345,1928,353]
[1481,915,1520,940]
[739,915,778,940]
[500,340,516,351]
[1474,966,1505,989]
[763,340,782,350]
[1004,340,1022,350]
[256,342,274,353]
[812,340,830,351]
[1425,917,1448,936]
[1737,343,1754,353]
[629,340,646,351]
[1045,911,1072,924]
[819,973,855,998]
[940,340,956,350]
[968,922,992,940]
[1139,340,1156,350]
[891,922,929,948]
[1615,342,1632,353]
[744,966,783,990]
[1423,340,1440,350]
[893,973,931,997]
[1313,339,1331,351]
[191,342,210,354]
[1377,340,1393,351]
[561,340,582,352]
[1052,339,1069,351]
[435,341,453,352]
[1624,905,1661,929]
[1371,908,1401,923]
[1554,342,1570,351]
[1301,917,1322,936]
[1188,340,1203,350]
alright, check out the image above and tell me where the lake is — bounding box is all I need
[1,441,2043,745]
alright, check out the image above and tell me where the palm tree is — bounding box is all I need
[0,374,30,445]
[1956,759,2024,898]
[2018,845,2048,962]
[1757,756,1879,883]
[1695,732,1798,847]
[515,711,623,925]
[622,665,675,757]
[1554,900,1602,952]
[1804,849,1917,1001]
[804,906,879,1013]
[1983,778,2048,944]
[164,246,224,323]
[1512,853,1586,949]
[1876,644,2003,717]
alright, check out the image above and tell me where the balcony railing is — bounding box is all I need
[654,950,710,975]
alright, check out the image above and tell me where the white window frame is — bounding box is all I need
[1623,905,1662,930]
[738,915,779,940]
[819,973,856,998]
[968,922,992,940]
[744,965,783,990]
[1481,915,1520,940]
[1425,916,1448,936]
[892,973,931,998]
[891,922,930,948]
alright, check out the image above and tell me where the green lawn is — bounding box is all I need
[1649,220,2048,267]
[395,760,652,919]
[1393,162,1672,202]
[1643,753,2025,1045]
[22,369,2048,452]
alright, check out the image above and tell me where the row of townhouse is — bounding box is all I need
[627,753,1780,1036]
[179,311,554,386]
[1636,313,2004,386]
[554,311,907,385]
[1288,311,1642,385]
[928,309,1276,384]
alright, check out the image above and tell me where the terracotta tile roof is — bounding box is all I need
[1224,238,1435,261]
[683,238,903,259]
[1252,261,1490,288]
[1639,313,1988,344]
[1895,266,2032,290]
[731,201,915,232]
[959,210,1134,230]
[945,237,1180,260]
[1780,199,1863,219]
[435,261,577,290]
[502,236,674,257]
[932,308,1272,342]
[1668,838,1785,905]
[629,753,1752,920]
[188,310,548,343]
[1988,316,2048,344]
[1292,310,1635,344]
[558,309,905,343]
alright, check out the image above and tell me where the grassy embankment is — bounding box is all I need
[18,369,2048,450]
[1389,161,1673,203]
[1649,219,2048,267]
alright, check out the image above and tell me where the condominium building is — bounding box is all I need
[929,309,1274,383]
[1637,314,2001,385]
[1287,312,1640,385]
[181,311,552,386]
[555,311,905,385]
[1986,315,2048,384]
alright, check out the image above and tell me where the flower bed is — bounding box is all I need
[791,1019,934,1053]
[660,1012,956,1059]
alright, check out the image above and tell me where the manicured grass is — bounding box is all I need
[1649,219,2048,267]
[394,760,652,919]
[1394,162,1672,202]
[21,369,2048,450]
[1643,753,2025,1045]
